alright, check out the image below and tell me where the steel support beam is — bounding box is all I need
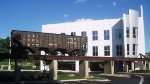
[1,53,150,62]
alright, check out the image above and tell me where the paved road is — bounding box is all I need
[136,74,150,84]
[60,74,150,84]
[61,75,141,84]
[1,71,150,84]
[0,75,148,84]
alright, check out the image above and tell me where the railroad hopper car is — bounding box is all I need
[11,30,87,56]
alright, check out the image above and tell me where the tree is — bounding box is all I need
[146,52,150,57]
[0,36,10,53]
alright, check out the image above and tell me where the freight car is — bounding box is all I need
[11,30,87,56]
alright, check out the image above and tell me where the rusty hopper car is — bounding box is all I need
[11,30,87,56]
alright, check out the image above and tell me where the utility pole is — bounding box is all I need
[8,36,11,70]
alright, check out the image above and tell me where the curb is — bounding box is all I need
[60,79,87,81]
[59,79,111,82]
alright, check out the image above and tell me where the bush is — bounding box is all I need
[21,63,33,69]
[11,62,35,70]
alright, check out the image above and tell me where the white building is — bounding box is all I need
[41,6,145,71]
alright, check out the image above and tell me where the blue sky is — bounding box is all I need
[0,0,149,52]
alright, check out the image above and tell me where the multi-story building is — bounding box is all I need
[41,6,145,71]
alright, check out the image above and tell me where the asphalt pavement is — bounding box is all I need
[61,75,140,84]
[1,71,150,84]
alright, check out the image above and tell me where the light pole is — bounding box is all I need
[8,36,11,70]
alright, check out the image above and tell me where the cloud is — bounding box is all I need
[116,0,127,2]
[74,0,87,4]
[97,4,104,8]
[64,14,69,18]
[112,1,117,6]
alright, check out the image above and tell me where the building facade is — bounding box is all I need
[41,6,145,71]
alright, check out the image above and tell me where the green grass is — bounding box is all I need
[0,62,10,65]
[58,73,83,80]
[57,73,106,80]
[0,61,39,70]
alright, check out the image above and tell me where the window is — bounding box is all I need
[127,44,129,55]
[116,29,122,39]
[104,30,109,40]
[104,46,110,56]
[133,44,137,55]
[81,31,86,37]
[61,33,65,35]
[92,31,98,40]
[116,45,123,56]
[126,27,129,38]
[93,46,98,56]
[71,32,76,36]
[133,27,138,38]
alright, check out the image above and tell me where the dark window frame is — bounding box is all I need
[81,31,86,37]
[127,44,129,55]
[93,46,98,56]
[116,29,123,39]
[104,30,109,40]
[71,32,76,36]
[133,27,138,38]
[116,45,123,56]
[92,31,98,40]
[104,46,110,56]
[126,27,129,38]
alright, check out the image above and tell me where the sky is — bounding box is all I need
[0,0,149,52]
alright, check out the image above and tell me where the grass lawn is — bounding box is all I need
[58,73,82,80]
[58,73,106,80]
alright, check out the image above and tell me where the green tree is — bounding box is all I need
[0,36,10,53]
[146,52,150,58]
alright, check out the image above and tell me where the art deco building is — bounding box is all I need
[41,6,145,71]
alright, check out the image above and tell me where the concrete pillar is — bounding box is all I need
[111,61,114,75]
[75,61,79,71]
[104,61,114,75]
[15,59,21,82]
[148,62,150,70]
[49,60,58,80]
[40,51,45,70]
[40,60,44,70]
[8,59,11,70]
[126,62,129,73]
[143,61,147,70]
[131,62,135,71]
[79,61,89,78]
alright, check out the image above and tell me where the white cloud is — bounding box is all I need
[116,0,127,2]
[97,4,104,8]
[112,1,117,6]
[64,14,69,18]
[74,0,87,4]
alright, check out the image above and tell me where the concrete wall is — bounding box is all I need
[41,7,145,71]
[123,6,145,58]
[42,18,121,57]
